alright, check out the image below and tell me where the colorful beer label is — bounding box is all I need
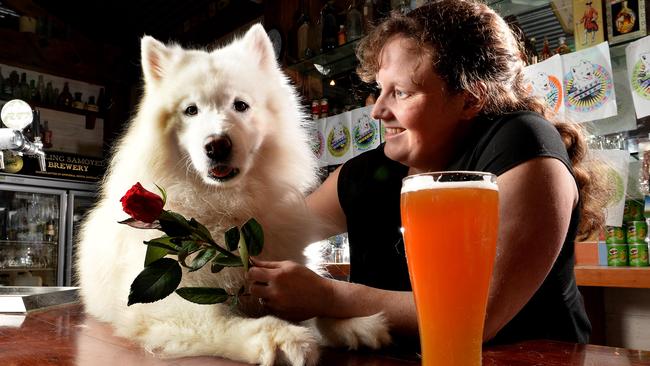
[564,61,613,113]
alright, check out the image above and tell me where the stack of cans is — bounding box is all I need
[605,200,650,267]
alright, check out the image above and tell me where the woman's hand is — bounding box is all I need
[246,259,334,322]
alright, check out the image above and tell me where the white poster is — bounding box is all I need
[324,112,353,165]
[307,118,327,167]
[351,105,380,156]
[561,42,617,123]
[586,67,637,135]
[591,149,630,227]
[625,35,650,118]
[523,54,565,117]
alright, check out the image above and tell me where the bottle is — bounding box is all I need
[296,9,310,60]
[540,37,552,61]
[29,79,36,101]
[35,75,45,103]
[8,70,19,96]
[362,0,375,35]
[321,1,338,51]
[17,72,29,99]
[42,120,52,148]
[320,98,329,118]
[57,82,73,107]
[345,0,363,41]
[555,36,571,55]
[338,25,347,46]
[72,92,85,109]
[44,81,54,105]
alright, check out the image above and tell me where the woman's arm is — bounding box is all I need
[247,166,419,335]
[483,156,578,341]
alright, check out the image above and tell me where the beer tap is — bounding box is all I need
[0,99,47,172]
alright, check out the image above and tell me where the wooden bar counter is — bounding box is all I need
[1,303,649,365]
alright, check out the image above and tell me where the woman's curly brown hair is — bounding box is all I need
[356,0,611,239]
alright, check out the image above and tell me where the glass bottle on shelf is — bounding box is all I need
[29,79,37,101]
[17,72,30,100]
[57,82,73,107]
[44,81,54,105]
[338,25,347,45]
[42,120,53,148]
[321,1,338,51]
[363,0,375,35]
[346,0,363,41]
[35,75,45,103]
[540,37,552,61]
[555,36,571,55]
[296,7,311,60]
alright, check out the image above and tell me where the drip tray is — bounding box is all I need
[0,286,79,313]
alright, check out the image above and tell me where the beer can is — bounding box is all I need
[607,243,628,266]
[627,221,648,244]
[605,226,626,244]
[624,200,644,222]
[311,100,321,116]
[629,243,650,267]
[320,98,329,118]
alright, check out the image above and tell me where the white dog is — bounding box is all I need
[76,24,389,366]
[571,59,597,91]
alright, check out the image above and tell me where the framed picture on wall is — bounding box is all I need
[574,0,605,50]
[606,0,647,45]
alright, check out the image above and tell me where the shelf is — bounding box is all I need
[575,265,650,289]
[0,240,57,246]
[0,97,105,120]
[0,267,55,272]
[286,39,361,77]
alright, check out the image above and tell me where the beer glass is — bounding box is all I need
[400,171,499,366]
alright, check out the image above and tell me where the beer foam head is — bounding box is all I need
[401,173,498,193]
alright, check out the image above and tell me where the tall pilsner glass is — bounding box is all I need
[400,171,499,366]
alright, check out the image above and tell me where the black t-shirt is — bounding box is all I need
[337,111,591,344]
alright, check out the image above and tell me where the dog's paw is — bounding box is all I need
[254,317,320,366]
[312,312,391,350]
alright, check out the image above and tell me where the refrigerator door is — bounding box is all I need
[65,190,97,286]
[0,184,67,286]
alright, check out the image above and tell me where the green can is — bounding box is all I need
[624,200,645,222]
[629,244,650,267]
[607,243,628,266]
[626,221,648,244]
[605,226,626,244]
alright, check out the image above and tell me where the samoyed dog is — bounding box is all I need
[76,24,389,365]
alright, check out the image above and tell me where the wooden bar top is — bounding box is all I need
[1,303,649,365]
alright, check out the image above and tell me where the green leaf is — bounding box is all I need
[224,226,240,251]
[143,236,182,253]
[242,218,264,256]
[118,218,161,230]
[128,258,182,306]
[175,287,230,304]
[188,248,218,272]
[189,218,214,243]
[238,233,249,272]
[213,253,244,267]
[154,183,167,206]
[158,210,192,237]
[211,261,225,273]
[144,245,169,266]
[178,240,202,268]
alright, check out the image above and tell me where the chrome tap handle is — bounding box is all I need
[37,150,46,172]
[0,151,4,170]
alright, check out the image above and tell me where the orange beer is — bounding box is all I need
[400,172,498,366]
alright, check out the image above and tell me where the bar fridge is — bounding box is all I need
[0,173,97,286]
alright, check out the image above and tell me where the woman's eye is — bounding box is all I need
[395,90,407,98]
[184,105,199,116]
[233,100,249,112]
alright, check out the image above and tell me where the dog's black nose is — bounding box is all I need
[205,135,232,162]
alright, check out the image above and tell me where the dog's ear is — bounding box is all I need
[141,36,174,86]
[241,23,276,71]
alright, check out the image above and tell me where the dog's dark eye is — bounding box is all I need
[233,100,249,112]
[185,105,199,116]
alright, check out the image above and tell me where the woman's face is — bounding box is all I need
[371,36,470,172]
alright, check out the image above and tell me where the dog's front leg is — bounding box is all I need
[305,312,392,350]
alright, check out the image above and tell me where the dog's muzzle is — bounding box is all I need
[205,134,239,181]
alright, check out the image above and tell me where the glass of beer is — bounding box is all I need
[400,171,499,366]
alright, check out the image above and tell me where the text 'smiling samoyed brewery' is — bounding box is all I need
[76,24,390,366]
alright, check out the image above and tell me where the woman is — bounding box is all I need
[247,0,609,345]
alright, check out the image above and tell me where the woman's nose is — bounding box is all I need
[371,96,388,120]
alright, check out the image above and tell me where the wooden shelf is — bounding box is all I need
[323,263,650,289]
[575,265,650,289]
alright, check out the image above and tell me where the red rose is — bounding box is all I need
[120,182,164,223]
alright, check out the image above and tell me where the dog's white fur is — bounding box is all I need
[76,24,390,366]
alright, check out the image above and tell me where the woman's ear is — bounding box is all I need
[461,81,487,119]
